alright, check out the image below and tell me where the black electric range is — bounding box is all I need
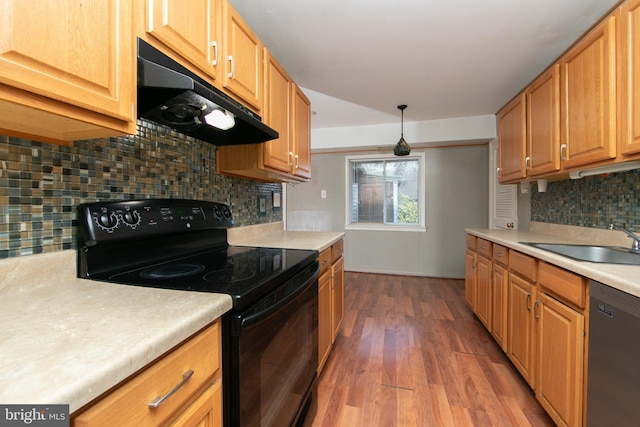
[77,199,321,427]
[76,198,318,311]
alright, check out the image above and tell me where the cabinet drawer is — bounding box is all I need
[477,238,492,258]
[466,234,477,250]
[509,250,537,282]
[331,239,344,263]
[319,248,332,275]
[74,321,221,427]
[493,244,509,266]
[538,261,586,309]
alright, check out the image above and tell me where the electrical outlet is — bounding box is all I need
[321,190,326,199]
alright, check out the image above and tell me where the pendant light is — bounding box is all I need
[393,104,411,156]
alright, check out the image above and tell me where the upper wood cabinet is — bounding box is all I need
[499,65,560,183]
[262,50,293,173]
[560,14,617,168]
[261,51,311,179]
[621,0,640,156]
[0,0,136,144]
[291,83,312,179]
[526,64,561,177]
[221,0,263,112]
[497,93,527,183]
[216,50,311,182]
[145,0,220,81]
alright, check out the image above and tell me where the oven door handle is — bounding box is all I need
[241,264,319,329]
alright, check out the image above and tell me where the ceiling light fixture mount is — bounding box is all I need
[393,104,410,156]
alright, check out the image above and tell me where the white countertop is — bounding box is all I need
[465,225,640,298]
[228,222,345,252]
[0,250,233,413]
[0,225,344,413]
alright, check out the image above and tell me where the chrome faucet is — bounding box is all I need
[609,224,640,254]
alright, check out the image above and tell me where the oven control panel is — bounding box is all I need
[77,198,234,246]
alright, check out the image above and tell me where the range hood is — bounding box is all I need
[137,39,278,146]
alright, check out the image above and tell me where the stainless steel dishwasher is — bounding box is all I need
[587,280,640,426]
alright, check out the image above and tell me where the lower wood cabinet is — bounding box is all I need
[331,256,345,339]
[464,248,477,309]
[537,262,586,427]
[491,244,509,352]
[536,292,584,427]
[318,239,345,374]
[72,321,222,427]
[170,381,222,427]
[507,270,537,388]
[475,253,492,330]
[465,234,588,427]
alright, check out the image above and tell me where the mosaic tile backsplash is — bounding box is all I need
[0,119,282,258]
[531,169,640,230]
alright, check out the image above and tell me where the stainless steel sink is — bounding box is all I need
[520,242,640,265]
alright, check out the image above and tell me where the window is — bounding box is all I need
[345,153,426,231]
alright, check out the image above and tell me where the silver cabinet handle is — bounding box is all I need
[525,156,531,170]
[148,370,194,408]
[227,55,234,78]
[560,143,567,161]
[526,293,532,311]
[211,41,218,66]
[295,154,299,170]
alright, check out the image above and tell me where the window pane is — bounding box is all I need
[349,157,421,226]
[385,159,419,224]
[353,161,384,223]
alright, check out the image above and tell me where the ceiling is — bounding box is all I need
[228,0,620,130]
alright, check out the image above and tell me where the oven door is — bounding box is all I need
[224,262,319,427]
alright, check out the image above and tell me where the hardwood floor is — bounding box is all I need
[311,272,554,427]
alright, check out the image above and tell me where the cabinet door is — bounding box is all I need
[560,15,616,168]
[526,65,561,176]
[536,292,584,427]
[508,273,536,388]
[263,49,292,173]
[318,270,332,373]
[497,93,527,182]
[621,0,640,156]
[292,84,312,179]
[331,257,345,341]
[475,255,492,330]
[146,0,219,80]
[170,380,222,427]
[464,249,477,309]
[222,0,262,111]
[0,0,134,122]
[492,263,508,352]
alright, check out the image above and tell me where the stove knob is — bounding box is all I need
[213,206,222,219]
[122,210,141,228]
[222,206,232,219]
[97,212,118,231]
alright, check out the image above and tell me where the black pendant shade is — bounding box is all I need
[393,104,411,156]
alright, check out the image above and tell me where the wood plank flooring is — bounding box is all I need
[311,272,554,427]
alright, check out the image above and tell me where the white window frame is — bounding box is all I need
[345,152,427,232]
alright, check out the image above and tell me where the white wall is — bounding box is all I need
[311,114,496,151]
[286,145,489,278]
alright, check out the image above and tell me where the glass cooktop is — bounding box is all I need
[103,246,318,310]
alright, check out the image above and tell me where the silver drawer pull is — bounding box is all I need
[148,370,194,408]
